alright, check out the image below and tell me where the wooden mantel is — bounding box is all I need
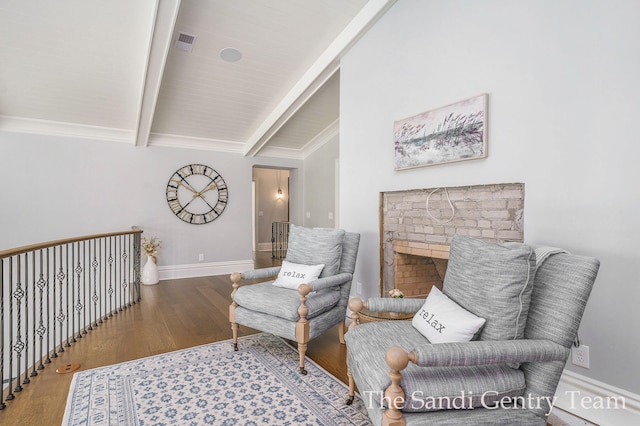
[392,240,450,259]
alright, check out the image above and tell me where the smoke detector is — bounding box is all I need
[174,32,197,52]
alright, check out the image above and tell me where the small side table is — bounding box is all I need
[357,308,413,324]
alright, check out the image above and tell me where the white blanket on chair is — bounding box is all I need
[534,246,569,266]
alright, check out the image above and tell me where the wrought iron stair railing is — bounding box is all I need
[0,227,142,409]
[271,221,289,259]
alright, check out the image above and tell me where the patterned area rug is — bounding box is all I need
[63,333,371,425]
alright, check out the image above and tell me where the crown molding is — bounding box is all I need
[300,118,339,156]
[148,132,245,153]
[0,115,134,143]
[0,115,338,159]
[255,119,339,160]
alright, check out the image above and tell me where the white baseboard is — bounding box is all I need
[548,406,596,426]
[553,369,640,425]
[157,260,254,280]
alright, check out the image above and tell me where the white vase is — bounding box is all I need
[142,255,159,285]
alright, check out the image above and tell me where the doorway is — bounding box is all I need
[252,167,290,254]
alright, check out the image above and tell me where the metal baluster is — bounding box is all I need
[113,236,118,314]
[75,242,83,339]
[117,236,121,309]
[120,235,124,310]
[51,248,58,359]
[128,235,133,304]
[44,248,51,364]
[65,244,71,348]
[70,244,77,343]
[37,249,48,369]
[1,259,7,409]
[83,241,89,333]
[108,237,114,318]
[86,241,92,332]
[117,235,122,312]
[122,235,129,308]
[30,251,39,378]
[21,253,30,386]
[129,234,134,306]
[91,239,99,327]
[57,245,66,354]
[30,252,37,376]
[7,258,15,400]
[102,238,107,321]
[130,234,136,304]
[99,238,105,323]
[13,255,25,392]
[134,232,141,303]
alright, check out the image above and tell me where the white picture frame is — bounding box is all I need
[394,94,488,170]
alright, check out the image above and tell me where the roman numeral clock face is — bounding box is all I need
[166,164,228,224]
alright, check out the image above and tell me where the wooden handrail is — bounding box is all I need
[0,226,143,259]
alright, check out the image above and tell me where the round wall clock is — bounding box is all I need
[166,164,228,224]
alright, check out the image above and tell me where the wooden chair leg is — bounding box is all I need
[231,322,239,351]
[229,273,243,351]
[296,284,311,375]
[338,320,346,344]
[298,341,308,375]
[346,365,355,405]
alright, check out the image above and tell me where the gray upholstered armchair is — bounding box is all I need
[230,224,360,374]
[345,235,599,425]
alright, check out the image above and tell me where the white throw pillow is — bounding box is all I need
[272,261,324,290]
[412,287,486,343]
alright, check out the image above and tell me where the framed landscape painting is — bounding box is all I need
[393,94,487,170]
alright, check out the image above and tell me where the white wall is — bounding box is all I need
[0,131,302,275]
[303,135,339,228]
[340,0,639,401]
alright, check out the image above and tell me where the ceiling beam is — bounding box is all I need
[243,0,398,157]
[134,0,181,147]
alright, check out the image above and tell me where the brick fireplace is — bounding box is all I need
[380,183,525,298]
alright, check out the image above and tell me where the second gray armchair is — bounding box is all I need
[345,235,599,425]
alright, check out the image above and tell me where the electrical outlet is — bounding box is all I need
[356,282,363,294]
[572,345,590,368]
[198,253,204,262]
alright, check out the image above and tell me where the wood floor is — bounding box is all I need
[0,253,349,426]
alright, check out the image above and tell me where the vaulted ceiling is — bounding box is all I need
[0,0,396,159]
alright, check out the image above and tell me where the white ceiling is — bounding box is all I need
[0,0,396,159]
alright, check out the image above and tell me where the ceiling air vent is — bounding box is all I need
[174,32,197,52]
